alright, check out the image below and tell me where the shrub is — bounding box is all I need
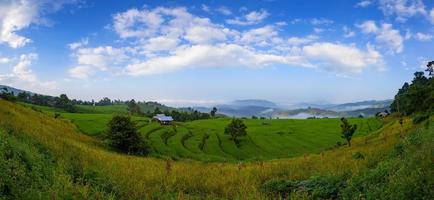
[412,113,429,124]
[297,175,346,199]
[352,151,365,160]
[106,115,149,155]
[261,179,295,198]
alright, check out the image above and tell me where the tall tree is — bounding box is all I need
[106,115,148,155]
[340,117,357,147]
[210,107,218,117]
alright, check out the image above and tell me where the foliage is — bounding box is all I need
[127,99,144,116]
[412,113,429,124]
[210,107,217,117]
[106,115,149,155]
[224,118,247,146]
[261,179,295,198]
[390,62,434,115]
[340,117,357,146]
[0,100,432,199]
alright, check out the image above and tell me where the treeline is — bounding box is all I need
[126,99,212,121]
[0,89,77,112]
[390,61,433,116]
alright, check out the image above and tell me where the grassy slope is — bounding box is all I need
[0,100,432,199]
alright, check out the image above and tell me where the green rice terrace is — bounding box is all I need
[24,103,381,161]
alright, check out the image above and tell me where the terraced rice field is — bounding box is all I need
[59,112,381,161]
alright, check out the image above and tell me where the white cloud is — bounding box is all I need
[0,53,56,91]
[216,6,232,15]
[70,6,387,78]
[357,20,378,33]
[358,21,404,53]
[379,0,427,22]
[143,36,179,52]
[185,26,228,44]
[240,25,278,45]
[125,44,308,75]
[287,35,318,46]
[310,18,334,25]
[343,26,356,38]
[302,43,383,73]
[355,0,372,8]
[201,4,210,13]
[68,65,93,79]
[414,32,433,41]
[68,37,89,50]
[226,10,269,25]
[0,0,77,48]
[430,8,434,24]
[68,46,129,79]
[0,57,10,64]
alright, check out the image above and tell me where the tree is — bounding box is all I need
[127,99,143,116]
[106,115,149,155]
[340,117,357,147]
[425,61,433,77]
[224,118,247,146]
[210,107,217,117]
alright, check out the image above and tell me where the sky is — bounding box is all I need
[0,0,433,107]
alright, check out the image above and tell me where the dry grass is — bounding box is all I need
[0,100,417,199]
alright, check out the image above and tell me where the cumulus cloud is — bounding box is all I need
[302,43,383,73]
[0,57,10,64]
[287,35,318,46]
[430,8,434,24]
[216,6,232,15]
[68,46,129,79]
[358,21,404,53]
[343,26,356,38]
[355,0,372,8]
[379,0,427,22]
[310,18,334,25]
[414,32,433,41]
[0,53,56,91]
[226,10,269,25]
[0,0,77,48]
[68,37,89,50]
[69,6,386,78]
[125,44,309,75]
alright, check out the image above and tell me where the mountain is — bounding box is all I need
[324,100,393,112]
[195,99,392,118]
[210,99,279,117]
[0,85,35,96]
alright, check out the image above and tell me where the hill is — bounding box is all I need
[0,99,432,199]
[195,99,392,118]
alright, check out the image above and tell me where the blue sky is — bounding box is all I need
[0,0,433,107]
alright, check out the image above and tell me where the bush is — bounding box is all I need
[261,179,295,198]
[412,113,429,124]
[54,113,60,118]
[106,115,149,155]
[297,175,346,199]
[352,151,365,160]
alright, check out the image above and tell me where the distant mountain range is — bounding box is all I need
[194,99,392,118]
[0,85,35,96]
[1,85,392,118]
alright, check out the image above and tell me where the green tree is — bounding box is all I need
[224,118,247,146]
[340,117,357,147]
[127,99,143,116]
[210,107,217,117]
[106,115,148,155]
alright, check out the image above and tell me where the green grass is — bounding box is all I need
[59,113,149,136]
[58,111,381,161]
[0,100,432,199]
